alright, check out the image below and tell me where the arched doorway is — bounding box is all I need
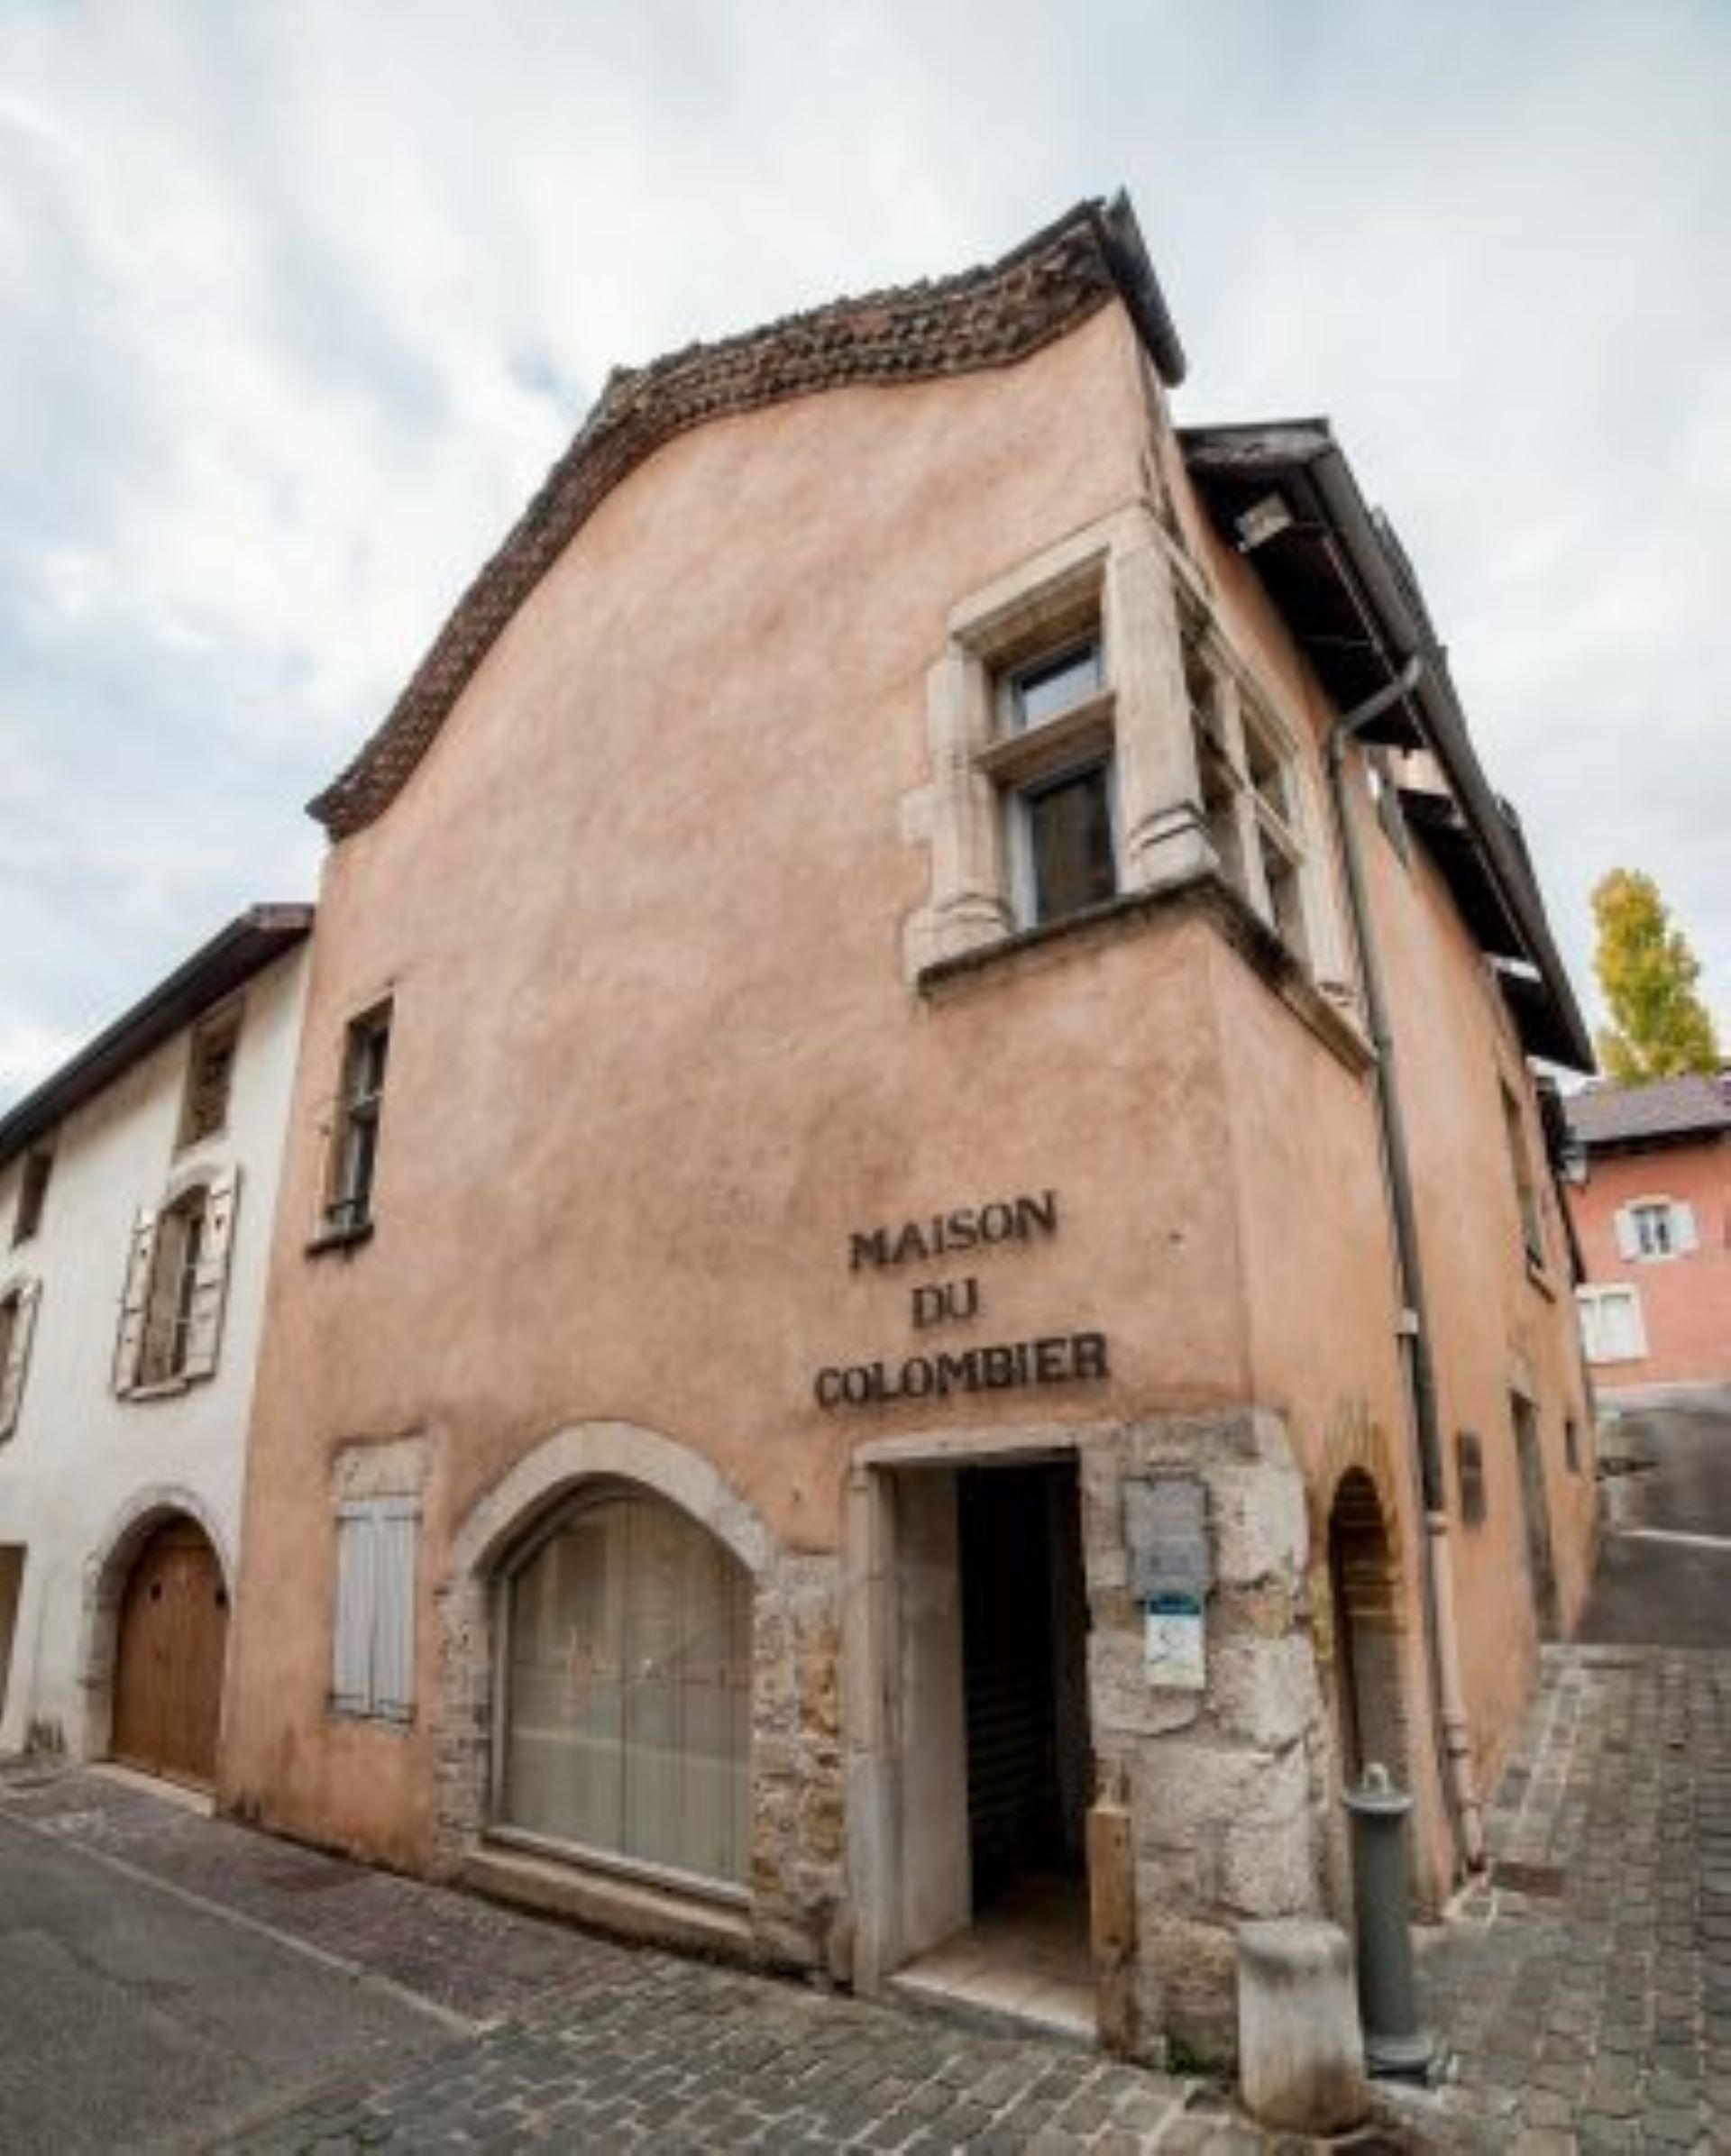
[493,1483,752,1887]
[1325,1468,1407,1790]
[111,1515,229,1788]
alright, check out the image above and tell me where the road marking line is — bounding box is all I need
[1617,1527,1731,1551]
[0,1805,483,2035]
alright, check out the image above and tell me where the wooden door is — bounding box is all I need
[111,1519,228,1787]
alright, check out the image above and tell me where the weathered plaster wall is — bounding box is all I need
[1571,1138,1731,1390]
[222,305,1257,1907]
[0,944,309,1759]
[1360,795,1598,1798]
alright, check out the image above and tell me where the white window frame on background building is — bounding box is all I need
[1616,1197,1697,1263]
[1576,1283,1647,1365]
[330,1495,417,1723]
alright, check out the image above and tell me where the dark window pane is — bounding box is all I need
[1009,640,1102,732]
[1027,764,1115,924]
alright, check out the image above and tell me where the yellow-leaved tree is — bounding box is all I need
[1591,869,1721,1083]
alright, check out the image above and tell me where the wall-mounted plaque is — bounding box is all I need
[1125,1474,1212,1603]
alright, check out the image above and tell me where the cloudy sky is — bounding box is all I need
[2,0,1726,1103]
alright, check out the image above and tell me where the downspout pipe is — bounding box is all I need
[1326,656,1488,1877]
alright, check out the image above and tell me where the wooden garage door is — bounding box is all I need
[112,1519,228,1788]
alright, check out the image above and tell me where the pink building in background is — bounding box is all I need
[1567,1073,1731,1397]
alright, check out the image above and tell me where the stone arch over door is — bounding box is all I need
[437,1421,845,1971]
[80,1485,235,1771]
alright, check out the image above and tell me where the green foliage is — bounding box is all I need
[1591,869,1721,1083]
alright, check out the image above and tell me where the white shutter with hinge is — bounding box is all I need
[113,1210,159,1396]
[1613,1207,1639,1261]
[1671,1201,1699,1255]
[371,1503,417,1722]
[181,1166,241,1381]
[0,1278,41,1438]
[332,1507,378,1714]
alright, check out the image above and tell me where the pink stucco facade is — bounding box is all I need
[1571,1132,1731,1392]
[222,208,1596,2063]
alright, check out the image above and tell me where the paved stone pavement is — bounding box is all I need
[9,1643,1728,2151]
[1381,1646,1731,2153]
[0,1757,1411,2152]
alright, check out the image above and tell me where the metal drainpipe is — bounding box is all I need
[1325,657,1488,1877]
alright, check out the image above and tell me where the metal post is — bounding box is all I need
[1342,1764,1435,2077]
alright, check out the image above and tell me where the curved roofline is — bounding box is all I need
[309,193,1185,839]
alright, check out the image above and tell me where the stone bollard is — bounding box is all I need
[1236,1919,1369,2133]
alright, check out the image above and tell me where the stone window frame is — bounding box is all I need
[903,505,1351,1007]
[1181,603,1327,974]
[1617,1194,1697,1264]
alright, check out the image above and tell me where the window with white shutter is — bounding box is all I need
[1617,1197,1698,1262]
[115,1169,241,1396]
[331,1498,417,1722]
[0,1279,41,1440]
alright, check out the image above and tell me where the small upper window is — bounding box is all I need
[11,1147,52,1247]
[1002,638,1104,734]
[179,1003,243,1149]
[324,1004,392,1238]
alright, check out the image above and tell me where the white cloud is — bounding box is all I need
[1,0,1727,1102]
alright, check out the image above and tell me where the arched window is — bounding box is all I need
[498,1488,751,1887]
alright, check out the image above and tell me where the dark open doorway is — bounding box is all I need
[957,1459,1092,1905]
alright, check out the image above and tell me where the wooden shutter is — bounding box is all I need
[1671,1202,1699,1255]
[112,1210,158,1395]
[371,1503,417,1722]
[180,1168,240,1381]
[0,1280,41,1438]
[1613,1207,1639,1261]
[332,1509,377,1714]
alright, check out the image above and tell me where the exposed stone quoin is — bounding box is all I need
[308,195,1183,840]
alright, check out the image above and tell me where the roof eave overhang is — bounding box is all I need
[1180,423,1595,1073]
[0,904,315,1172]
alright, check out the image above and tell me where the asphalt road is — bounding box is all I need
[0,1803,453,2154]
[1580,1394,1731,1646]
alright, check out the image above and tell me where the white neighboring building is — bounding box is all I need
[0,906,312,1787]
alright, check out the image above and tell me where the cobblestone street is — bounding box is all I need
[1385,1648,1731,2153]
[5,1643,1729,2150]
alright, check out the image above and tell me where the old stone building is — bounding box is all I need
[220,196,1596,2062]
[0,909,311,1786]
